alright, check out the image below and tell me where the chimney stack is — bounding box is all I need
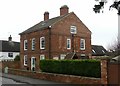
[60,5,69,16]
[44,11,49,21]
[8,35,12,41]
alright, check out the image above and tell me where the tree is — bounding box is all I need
[107,39,120,57]
[14,55,20,61]
[93,0,120,15]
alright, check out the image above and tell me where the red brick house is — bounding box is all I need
[19,5,92,71]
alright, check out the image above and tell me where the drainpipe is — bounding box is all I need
[72,34,74,53]
[48,26,51,59]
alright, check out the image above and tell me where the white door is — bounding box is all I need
[31,57,36,71]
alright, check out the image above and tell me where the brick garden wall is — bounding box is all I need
[1,59,120,85]
[0,61,20,72]
[8,68,101,84]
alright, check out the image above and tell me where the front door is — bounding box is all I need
[31,57,36,71]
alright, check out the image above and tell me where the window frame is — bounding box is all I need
[40,37,45,49]
[32,38,35,50]
[24,55,27,66]
[80,39,85,50]
[60,54,66,60]
[67,38,71,49]
[70,26,77,34]
[40,55,45,60]
[24,40,28,50]
[8,52,13,58]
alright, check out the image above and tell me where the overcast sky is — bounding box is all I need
[0,0,118,49]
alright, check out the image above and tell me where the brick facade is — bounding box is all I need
[20,5,91,71]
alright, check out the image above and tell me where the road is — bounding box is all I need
[1,76,25,84]
[0,73,66,85]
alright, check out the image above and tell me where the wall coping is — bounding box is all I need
[8,68,101,80]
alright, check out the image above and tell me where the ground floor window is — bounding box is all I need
[40,55,45,60]
[53,57,59,60]
[80,54,86,59]
[24,55,27,66]
[60,54,66,60]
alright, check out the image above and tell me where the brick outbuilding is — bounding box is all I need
[19,5,92,71]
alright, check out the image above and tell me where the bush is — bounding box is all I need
[40,59,101,78]
[14,55,20,61]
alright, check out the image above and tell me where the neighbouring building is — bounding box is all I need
[0,35,20,61]
[91,45,108,59]
[19,5,92,71]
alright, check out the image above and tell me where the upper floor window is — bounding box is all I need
[32,38,35,50]
[8,53,13,57]
[24,40,28,50]
[24,55,27,66]
[70,26,77,34]
[67,39,71,49]
[40,37,45,49]
[80,39,85,50]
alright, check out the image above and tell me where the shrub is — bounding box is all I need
[14,55,20,61]
[40,59,101,78]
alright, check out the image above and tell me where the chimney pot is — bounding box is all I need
[60,5,69,16]
[44,11,49,21]
[8,35,12,41]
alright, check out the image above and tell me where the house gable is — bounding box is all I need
[51,12,91,37]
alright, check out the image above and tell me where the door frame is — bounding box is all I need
[31,57,36,71]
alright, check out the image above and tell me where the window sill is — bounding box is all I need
[24,64,27,66]
[80,49,85,50]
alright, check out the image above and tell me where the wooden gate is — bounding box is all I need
[107,62,120,84]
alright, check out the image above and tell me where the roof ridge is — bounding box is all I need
[0,40,20,43]
[92,45,103,46]
[50,12,73,26]
[19,12,73,35]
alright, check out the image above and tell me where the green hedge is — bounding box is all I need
[14,55,20,61]
[40,60,101,78]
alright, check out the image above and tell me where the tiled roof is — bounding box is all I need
[19,13,71,35]
[0,40,20,52]
[65,52,77,59]
[92,45,108,56]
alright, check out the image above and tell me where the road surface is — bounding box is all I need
[0,73,63,85]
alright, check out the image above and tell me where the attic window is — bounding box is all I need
[92,49,96,53]
[70,26,77,34]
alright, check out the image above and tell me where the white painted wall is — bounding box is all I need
[0,52,19,61]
